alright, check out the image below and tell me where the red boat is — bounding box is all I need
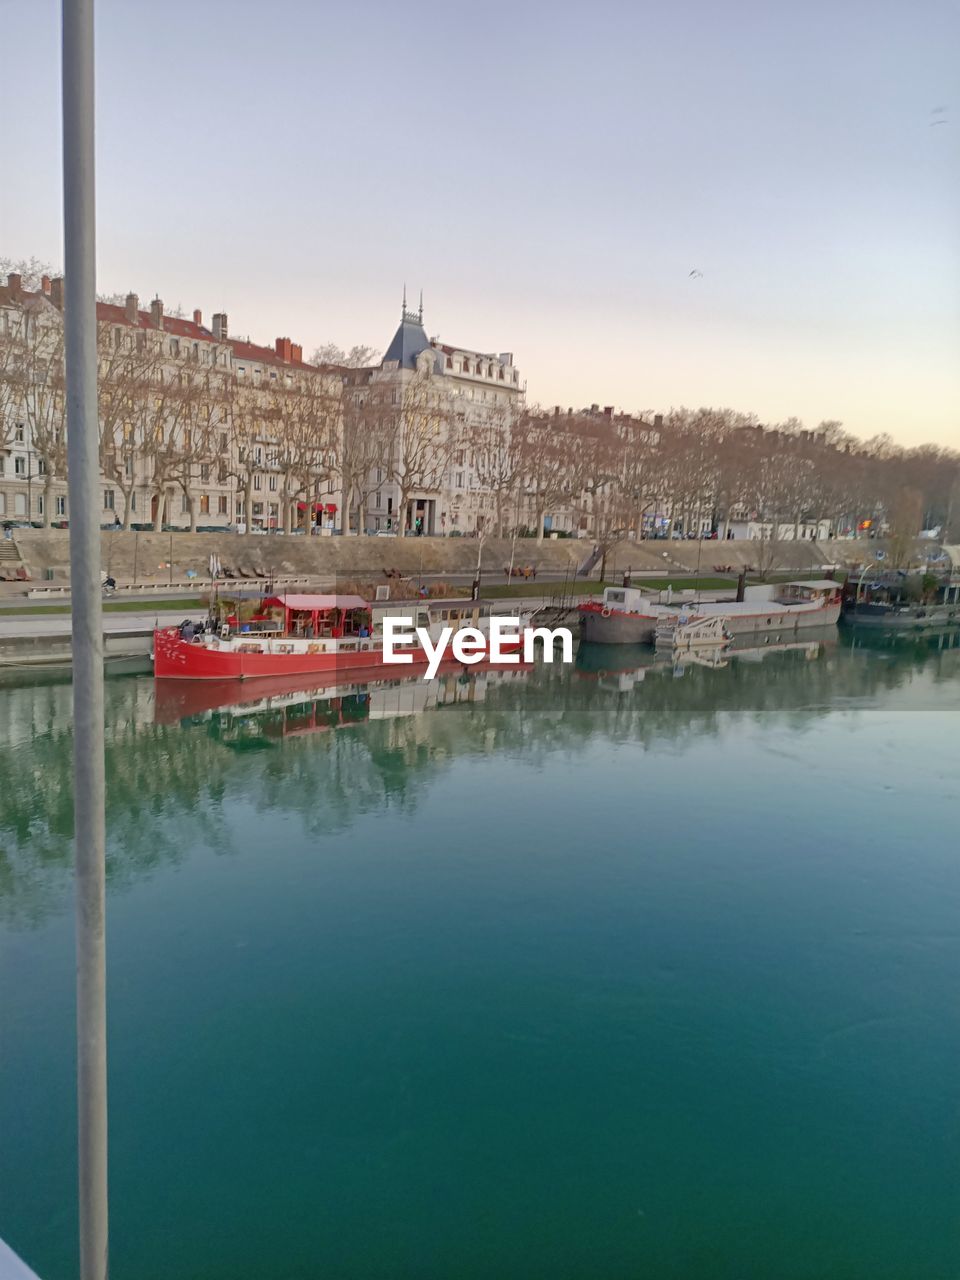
[154,592,529,681]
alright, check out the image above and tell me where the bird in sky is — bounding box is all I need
[689,269,703,279]
[930,106,948,125]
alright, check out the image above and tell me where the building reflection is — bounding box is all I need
[0,629,958,927]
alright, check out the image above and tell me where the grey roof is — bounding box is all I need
[382,307,443,372]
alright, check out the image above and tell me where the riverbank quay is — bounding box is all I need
[7,528,864,590]
[0,583,788,674]
[0,607,187,673]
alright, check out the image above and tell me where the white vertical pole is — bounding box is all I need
[62,2,109,1278]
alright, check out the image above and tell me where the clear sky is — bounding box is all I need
[2,0,958,447]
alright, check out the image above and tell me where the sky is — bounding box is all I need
[1,0,958,448]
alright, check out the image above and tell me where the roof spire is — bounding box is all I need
[402,283,407,318]
[418,289,423,323]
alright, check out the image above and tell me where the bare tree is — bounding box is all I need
[309,343,380,368]
[385,365,454,534]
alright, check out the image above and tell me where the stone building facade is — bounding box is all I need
[1,272,340,533]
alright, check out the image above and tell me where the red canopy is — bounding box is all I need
[262,594,367,612]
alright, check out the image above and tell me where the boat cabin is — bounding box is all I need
[259,594,371,639]
[370,597,506,643]
[599,586,653,614]
[841,571,960,608]
[774,580,842,606]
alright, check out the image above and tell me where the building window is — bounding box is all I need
[268,475,278,491]
[125,458,133,478]
[219,432,228,452]
[200,465,210,482]
[56,496,66,516]
[200,494,210,514]
[446,356,452,369]
[15,423,24,443]
[181,494,189,514]
[218,495,228,515]
[130,493,137,511]
[15,493,26,516]
[103,489,115,510]
[252,502,263,517]
[15,457,25,476]
[456,472,464,489]
[253,474,262,491]
[37,458,46,474]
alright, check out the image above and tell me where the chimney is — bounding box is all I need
[150,297,164,330]
[50,277,64,308]
[193,309,202,327]
[41,275,51,295]
[603,406,613,416]
[291,342,302,363]
[591,403,599,413]
[653,413,663,428]
[212,312,228,340]
[125,293,139,324]
[7,273,22,293]
[275,337,293,362]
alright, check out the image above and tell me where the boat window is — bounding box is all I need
[606,590,626,604]
[417,611,430,627]
[440,610,449,621]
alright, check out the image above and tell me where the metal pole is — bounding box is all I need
[62,2,109,1278]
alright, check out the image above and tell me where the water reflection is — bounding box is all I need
[1,630,958,928]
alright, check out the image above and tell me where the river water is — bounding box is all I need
[1,632,959,1279]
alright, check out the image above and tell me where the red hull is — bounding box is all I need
[153,627,523,681]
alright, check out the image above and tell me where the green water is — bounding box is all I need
[2,633,959,1279]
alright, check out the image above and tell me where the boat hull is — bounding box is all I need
[579,607,658,644]
[579,600,841,645]
[153,627,523,680]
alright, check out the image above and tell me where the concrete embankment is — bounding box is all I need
[9,528,871,590]
[0,608,185,673]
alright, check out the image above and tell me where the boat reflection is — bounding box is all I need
[154,660,534,747]
[576,627,838,692]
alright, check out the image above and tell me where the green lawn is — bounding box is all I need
[0,596,204,617]
[471,575,738,600]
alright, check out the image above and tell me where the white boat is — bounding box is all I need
[580,579,842,645]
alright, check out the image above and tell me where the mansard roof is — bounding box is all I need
[383,310,433,369]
